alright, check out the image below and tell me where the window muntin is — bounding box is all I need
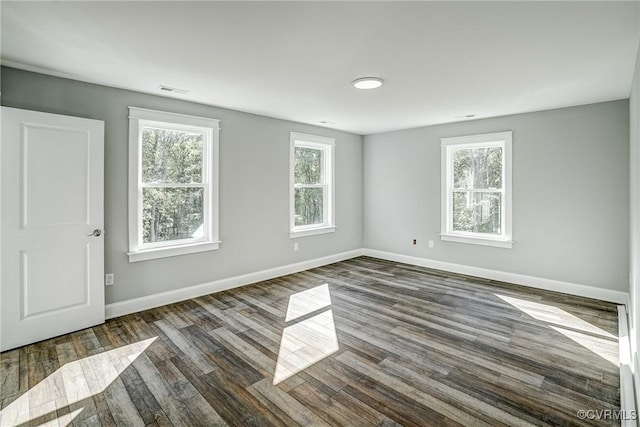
[441,132,512,248]
[128,108,220,261]
[290,133,335,237]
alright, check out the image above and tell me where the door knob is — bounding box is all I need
[88,229,104,237]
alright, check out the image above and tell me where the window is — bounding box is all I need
[290,132,336,238]
[441,131,512,248]
[127,107,220,262]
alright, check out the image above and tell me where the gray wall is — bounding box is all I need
[629,33,640,404]
[364,100,629,291]
[1,66,631,305]
[1,67,364,304]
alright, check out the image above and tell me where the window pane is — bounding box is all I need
[453,191,502,234]
[142,128,203,184]
[295,147,323,185]
[295,187,324,226]
[453,147,502,189]
[143,187,204,243]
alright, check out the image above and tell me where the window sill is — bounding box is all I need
[440,234,513,248]
[290,226,336,239]
[127,241,221,262]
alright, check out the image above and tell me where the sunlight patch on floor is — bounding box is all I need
[285,283,332,322]
[496,294,618,366]
[274,284,339,385]
[549,326,618,365]
[496,294,616,339]
[0,337,156,426]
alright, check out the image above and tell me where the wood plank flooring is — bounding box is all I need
[0,256,621,426]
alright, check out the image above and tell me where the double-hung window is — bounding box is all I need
[290,132,336,238]
[128,107,220,262]
[441,131,512,248]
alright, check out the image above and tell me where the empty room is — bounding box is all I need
[1,1,640,426]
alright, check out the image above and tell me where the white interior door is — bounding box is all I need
[1,107,105,351]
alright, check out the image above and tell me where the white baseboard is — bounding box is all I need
[362,248,629,305]
[105,249,364,319]
[635,353,640,417]
[106,247,628,319]
[617,305,637,426]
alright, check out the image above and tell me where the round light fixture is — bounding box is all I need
[352,77,384,89]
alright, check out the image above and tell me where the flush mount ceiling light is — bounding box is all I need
[352,77,384,90]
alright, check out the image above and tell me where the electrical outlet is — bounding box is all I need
[294,242,299,252]
[412,239,417,245]
[428,240,434,248]
[105,273,114,286]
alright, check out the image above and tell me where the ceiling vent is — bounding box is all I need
[159,85,189,95]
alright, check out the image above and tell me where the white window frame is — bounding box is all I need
[127,107,220,262]
[440,131,513,248]
[290,132,336,238]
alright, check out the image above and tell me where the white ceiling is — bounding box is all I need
[2,1,639,135]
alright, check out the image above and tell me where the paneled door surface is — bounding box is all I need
[1,107,105,351]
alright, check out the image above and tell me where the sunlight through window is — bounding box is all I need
[549,326,618,365]
[0,337,156,426]
[285,283,332,322]
[496,294,618,366]
[274,285,339,384]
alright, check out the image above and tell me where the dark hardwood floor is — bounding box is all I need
[0,256,620,426]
